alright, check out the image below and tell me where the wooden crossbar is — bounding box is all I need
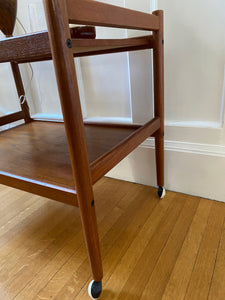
[0,32,50,64]
[0,111,25,126]
[71,35,154,58]
[90,117,160,183]
[0,171,78,206]
[84,121,141,130]
[0,33,153,64]
[66,0,160,31]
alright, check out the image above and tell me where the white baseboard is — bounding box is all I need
[107,138,225,203]
[142,138,225,157]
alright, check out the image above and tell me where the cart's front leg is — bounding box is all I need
[78,191,103,299]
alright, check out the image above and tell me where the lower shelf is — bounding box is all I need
[0,121,137,204]
[0,118,160,205]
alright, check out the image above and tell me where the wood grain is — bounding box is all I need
[162,199,212,300]
[37,184,156,300]
[116,194,186,300]
[184,202,225,300]
[0,32,153,64]
[90,117,160,183]
[0,180,225,299]
[140,195,200,299]
[67,0,159,31]
[0,0,165,295]
[208,219,225,299]
[0,118,159,204]
[43,0,103,282]
[0,111,25,126]
[13,178,127,300]
[153,10,164,188]
[6,179,124,299]
[0,121,137,199]
[102,190,175,300]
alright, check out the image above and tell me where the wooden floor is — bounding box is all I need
[0,178,225,299]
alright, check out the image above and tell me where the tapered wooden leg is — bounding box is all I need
[43,0,103,284]
[79,189,103,299]
[78,190,103,282]
[153,10,164,191]
[155,132,164,187]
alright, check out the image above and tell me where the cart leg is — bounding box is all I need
[78,194,103,299]
[153,10,165,199]
[155,132,165,198]
[43,1,103,298]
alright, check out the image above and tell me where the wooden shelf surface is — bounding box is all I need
[0,121,136,202]
[0,118,160,204]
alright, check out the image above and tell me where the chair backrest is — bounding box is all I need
[0,0,17,37]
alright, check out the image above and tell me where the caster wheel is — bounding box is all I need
[88,280,102,299]
[158,186,166,199]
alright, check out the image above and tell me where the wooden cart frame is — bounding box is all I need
[0,0,164,298]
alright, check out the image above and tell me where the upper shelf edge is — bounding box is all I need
[0,32,154,64]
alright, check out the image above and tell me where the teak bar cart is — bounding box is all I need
[0,0,165,298]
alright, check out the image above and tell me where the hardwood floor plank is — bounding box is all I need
[4,207,80,298]
[115,193,186,300]
[17,180,142,299]
[36,185,157,300]
[162,198,212,300]
[140,195,200,300]
[14,178,131,299]
[0,202,76,296]
[208,217,225,300]
[90,191,175,300]
[73,187,160,300]
[0,196,49,260]
[30,200,124,300]
[0,186,19,209]
[184,201,225,300]
[0,184,10,192]
[0,179,225,299]
[0,192,35,229]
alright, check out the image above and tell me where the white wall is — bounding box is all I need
[108,0,225,202]
[1,0,225,201]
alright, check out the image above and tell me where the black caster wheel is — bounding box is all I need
[158,186,166,199]
[88,280,102,299]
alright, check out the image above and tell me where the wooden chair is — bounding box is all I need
[0,0,165,298]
